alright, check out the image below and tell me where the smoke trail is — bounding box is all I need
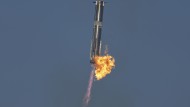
[83,67,95,107]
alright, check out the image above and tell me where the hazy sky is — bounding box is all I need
[0,0,190,107]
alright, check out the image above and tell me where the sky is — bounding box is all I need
[0,0,190,107]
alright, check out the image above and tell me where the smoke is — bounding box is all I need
[83,66,95,107]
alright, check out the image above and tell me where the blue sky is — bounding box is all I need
[0,0,190,107]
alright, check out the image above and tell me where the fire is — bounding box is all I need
[94,55,115,80]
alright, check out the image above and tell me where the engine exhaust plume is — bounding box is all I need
[83,67,95,107]
[94,54,115,80]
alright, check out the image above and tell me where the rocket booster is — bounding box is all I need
[90,0,105,63]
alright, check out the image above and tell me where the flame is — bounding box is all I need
[94,55,115,80]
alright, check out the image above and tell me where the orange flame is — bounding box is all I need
[94,55,115,80]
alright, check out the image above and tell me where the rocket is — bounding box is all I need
[90,0,105,63]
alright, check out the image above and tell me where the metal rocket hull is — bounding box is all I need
[90,0,105,63]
